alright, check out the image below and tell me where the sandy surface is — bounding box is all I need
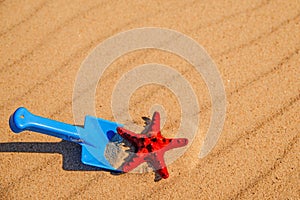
[1,0,299,199]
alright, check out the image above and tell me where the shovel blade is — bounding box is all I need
[79,116,123,171]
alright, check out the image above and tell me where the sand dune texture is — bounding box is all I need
[1,0,299,199]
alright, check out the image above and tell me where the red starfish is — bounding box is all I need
[116,112,188,179]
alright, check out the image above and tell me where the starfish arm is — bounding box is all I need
[164,138,188,151]
[156,167,169,179]
[148,152,169,179]
[122,154,146,173]
[117,127,145,142]
[149,111,160,133]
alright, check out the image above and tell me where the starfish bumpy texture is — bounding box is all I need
[116,112,188,179]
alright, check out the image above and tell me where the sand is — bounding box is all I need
[0,0,299,199]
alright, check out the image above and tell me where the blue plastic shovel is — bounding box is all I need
[9,107,123,172]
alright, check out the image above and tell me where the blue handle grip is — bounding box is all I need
[9,107,81,142]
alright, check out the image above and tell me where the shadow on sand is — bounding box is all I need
[0,140,114,172]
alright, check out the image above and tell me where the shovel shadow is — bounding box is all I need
[0,140,110,171]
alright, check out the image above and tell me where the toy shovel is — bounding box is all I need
[9,107,124,172]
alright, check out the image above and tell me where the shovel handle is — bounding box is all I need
[9,107,81,142]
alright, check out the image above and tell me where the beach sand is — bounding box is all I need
[0,0,299,199]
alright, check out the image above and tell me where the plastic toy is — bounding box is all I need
[9,107,123,172]
[117,112,188,179]
[9,107,188,179]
